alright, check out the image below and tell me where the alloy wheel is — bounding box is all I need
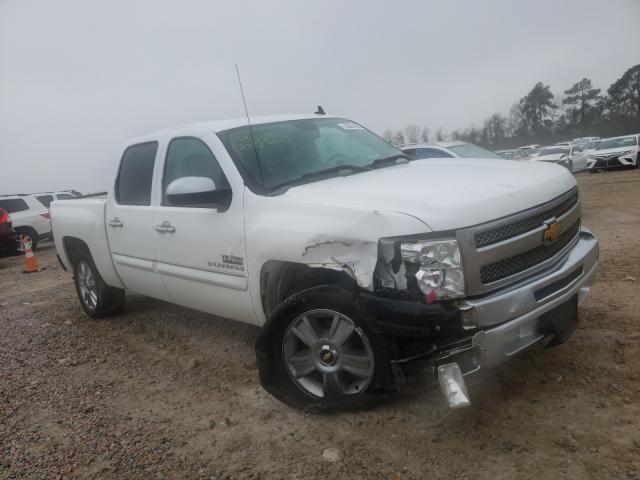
[282,309,375,399]
[77,260,98,310]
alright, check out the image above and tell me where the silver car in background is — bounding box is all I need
[400,141,504,159]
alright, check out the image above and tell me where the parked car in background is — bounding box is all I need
[0,195,51,250]
[518,145,541,157]
[400,141,503,159]
[51,113,597,410]
[570,140,602,171]
[554,141,572,147]
[34,190,81,208]
[495,149,530,160]
[529,145,576,170]
[587,134,640,171]
[572,136,600,145]
[0,208,20,256]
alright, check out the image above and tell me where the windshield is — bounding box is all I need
[538,147,570,156]
[218,118,402,193]
[448,144,503,159]
[597,136,637,150]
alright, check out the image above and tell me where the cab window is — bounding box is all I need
[115,142,158,206]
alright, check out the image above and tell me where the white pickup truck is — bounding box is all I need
[51,114,598,410]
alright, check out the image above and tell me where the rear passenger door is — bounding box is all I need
[105,141,167,299]
[152,130,254,323]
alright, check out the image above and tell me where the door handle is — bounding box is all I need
[108,217,124,228]
[155,221,176,233]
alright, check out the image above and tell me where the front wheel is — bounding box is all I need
[255,286,394,411]
[73,252,124,318]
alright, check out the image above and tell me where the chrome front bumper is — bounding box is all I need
[437,228,598,403]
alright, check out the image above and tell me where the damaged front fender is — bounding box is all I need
[244,195,431,324]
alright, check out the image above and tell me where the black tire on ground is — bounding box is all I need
[15,227,39,251]
[255,285,395,412]
[72,250,124,319]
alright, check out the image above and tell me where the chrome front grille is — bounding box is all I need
[457,188,582,295]
[479,220,580,283]
[474,193,578,248]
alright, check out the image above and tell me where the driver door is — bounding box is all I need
[152,130,254,323]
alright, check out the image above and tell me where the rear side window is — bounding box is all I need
[116,142,158,206]
[402,149,416,158]
[415,148,454,159]
[36,195,54,207]
[0,198,29,213]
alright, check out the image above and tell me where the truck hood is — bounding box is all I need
[284,158,576,231]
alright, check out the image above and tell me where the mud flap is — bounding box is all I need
[544,295,579,347]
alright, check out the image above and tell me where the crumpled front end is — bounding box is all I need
[368,188,599,407]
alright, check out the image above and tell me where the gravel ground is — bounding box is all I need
[1,169,639,479]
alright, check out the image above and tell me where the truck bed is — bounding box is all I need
[50,197,124,289]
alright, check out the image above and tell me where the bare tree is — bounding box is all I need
[420,127,430,142]
[435,128,445,141]
[403,124,420,143]
[381,129,394,143]
[391,130,405,145]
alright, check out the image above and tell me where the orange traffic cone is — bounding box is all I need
[23,238,39,273]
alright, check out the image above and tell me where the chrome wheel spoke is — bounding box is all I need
[328,317,354,346]
[291,316,319,346]
[323,371,343,398]
[342,353,372,378]
[287,352,316,378]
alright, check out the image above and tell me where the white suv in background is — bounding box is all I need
[400,141,504,159]
[34,191,81,208]
[0,195,51,250]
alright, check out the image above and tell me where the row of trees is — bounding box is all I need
[384,64,640,150]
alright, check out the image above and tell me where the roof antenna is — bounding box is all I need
[315,105,325,115]
[235,64,265,190]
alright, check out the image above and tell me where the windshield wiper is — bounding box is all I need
[368,154,410,169]
[299,164,371,180]
[266,164,371,195]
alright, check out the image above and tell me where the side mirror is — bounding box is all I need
[165,176,231,209]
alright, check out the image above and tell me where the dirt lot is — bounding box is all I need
[1,170,639,480]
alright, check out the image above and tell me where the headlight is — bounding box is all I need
[618,150,633,156]
[400,239,465,303]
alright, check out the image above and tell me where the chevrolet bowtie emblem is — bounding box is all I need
[543,220,563,242]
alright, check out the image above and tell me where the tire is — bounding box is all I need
[255,285,394,411]
[72,250,124,318]
[15,227,39,251]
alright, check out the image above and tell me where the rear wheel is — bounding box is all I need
[255,285,394,411]
[15,227,38,251]
[73,251,124,318]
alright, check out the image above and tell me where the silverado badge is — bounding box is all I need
[543,220,563,242]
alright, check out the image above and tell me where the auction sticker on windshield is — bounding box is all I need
[337,122,364,130]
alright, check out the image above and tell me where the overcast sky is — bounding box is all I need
[1,0,639,194]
